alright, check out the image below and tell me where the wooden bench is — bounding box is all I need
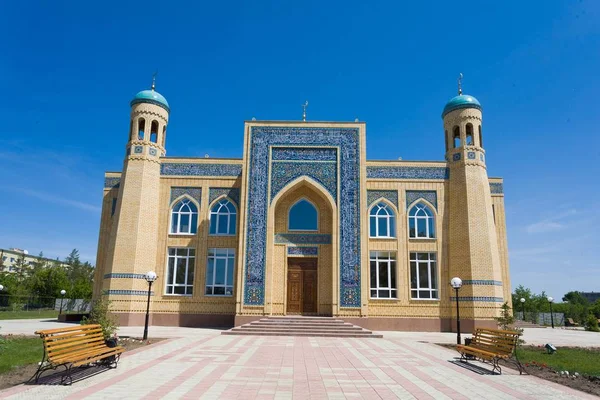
[456,327,523,374]
[30,324,124,385]
[566,318,580,327]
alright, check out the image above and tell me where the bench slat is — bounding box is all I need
[71,348,124,368]
[41,328,103,341]
[36,324,102,336]
[49,343,110,363]
[46,334,105,352]
[50,344,121,364]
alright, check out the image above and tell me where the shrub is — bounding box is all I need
[584,313,599,332]
[81,297,119,339]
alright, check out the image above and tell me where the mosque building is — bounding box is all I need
[93,78,511,332]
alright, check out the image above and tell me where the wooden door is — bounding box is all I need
[286,258,318,315]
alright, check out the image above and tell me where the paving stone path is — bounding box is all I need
[0,331,594,399]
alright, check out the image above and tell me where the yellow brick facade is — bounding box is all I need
[93,88,511,332]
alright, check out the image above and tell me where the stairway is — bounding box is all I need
[222,316,382,338]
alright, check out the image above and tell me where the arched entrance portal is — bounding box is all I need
[266,177,337,316]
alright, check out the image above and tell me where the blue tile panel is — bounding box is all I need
[467,151,476,160]
[134,146,143,154]
[287,246,319,256]
[170,187,202,205]
[452,153,461,161]
[275,234,332,245]
[104,177,121,188]
[270,161,337,203]
[462,280,503,286]
[367,190,398,209]
[272,147,337,161]
[103,273,147,279]
[406,190,438,211]
[490,182,503,194]
[209,188,240,206]
[367,166,449,180]
[244,127,361,308]
[104,290,154,296]
[161,163,242,177]
[450,296,504,302]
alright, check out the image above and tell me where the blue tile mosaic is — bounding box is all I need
[103,273,147,279]
[452,153,461,161]
[170,187,202,205]
[149,148,157,156]
[104,290,154,296]
[406,190,438,211]
[270,161,337,203]
[287,246,319,256]
[209,188,240,206]
[272,147,337,161]
[134,146,143,154]
[104,177,121,188]
[161,163,242,177]
[275,234,332,245]
[367,166,449,180]
[244,127,361,308]
[490,182,503,194]
[462,280,502,286]
[450,296,504,302]
[467,151,476,159]
[367,190,398,209]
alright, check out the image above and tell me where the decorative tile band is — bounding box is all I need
[450,296,504,302]
[209,188,240,206]
[161,163,242,177]
[104,177,121,188]
[104,290,154,296]
[275,234,332,245]
[406,190,438,210]
[170,187,202,204]
[367,166,449,180]
[272,147,337,161]
[462,280,503,286]
[287,246,319,256]
[367,190,398,209]
[270,161,337,203]
[103,273,147,279]
[490,182,503,194]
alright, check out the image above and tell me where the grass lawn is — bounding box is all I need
[0,336,43,374]
[0,310,59,320]
[516,346,600,376]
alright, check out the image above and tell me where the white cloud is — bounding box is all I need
[525,208,577,234]
[14,188,101,213]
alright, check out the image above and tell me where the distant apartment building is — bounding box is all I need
[0,248,67,273]
[581,292,600,303]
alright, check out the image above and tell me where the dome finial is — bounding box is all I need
[151,71,157,91]
[457,72,463,95]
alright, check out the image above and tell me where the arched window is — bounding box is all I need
[138,118,145,141]
[150,120,158,143]
[453,126,461,148]
[210,199,237,235]
[170,198,198,234]
[408,202,435,239]
[478,125,483,147]
[288,199,318,231]
[466,123,473,145]
[369,202,396,238]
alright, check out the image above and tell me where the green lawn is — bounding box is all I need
[0,310,59,320]
[0,336,43,374]
[517,346,600,376]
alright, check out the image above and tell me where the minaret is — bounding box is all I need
[102,78,169,320]
[443,75,504,331]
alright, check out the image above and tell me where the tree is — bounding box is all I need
[63,250,94,300]
[562,291,589,306]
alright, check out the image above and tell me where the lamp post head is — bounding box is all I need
[520,298,526,303]
[450,277,463,289]
[0,284,4,291]
[60,289,66,296]
[145,271,157,283]
[547,296,554,303]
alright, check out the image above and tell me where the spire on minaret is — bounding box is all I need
[457,72,463,95]
[302,101,308,122]
[151,71,157,91]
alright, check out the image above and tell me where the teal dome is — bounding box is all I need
[442,94,481,118]
[130,89,170,112]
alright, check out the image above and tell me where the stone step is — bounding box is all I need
[244,324,364,331]
[222,330,383,338]
[252,321,352,327]
[263,317,342,322]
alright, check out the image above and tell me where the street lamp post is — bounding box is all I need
[59,289,66,315]
[450,277,463,345]
[143,271,157,341]
[548,296,555,329]
[520,298,526,321]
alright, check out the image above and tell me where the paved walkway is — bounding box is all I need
[0,321,596,399]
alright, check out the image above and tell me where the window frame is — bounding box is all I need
[369,251,397,299]
[205,248,235,297]
[209,197,237,236]
[410,252,439,300]
[408,202,436,239]
[170,197,199,235]
[164,247,195,296]
[287,197,319,232]
[369,201,396,239]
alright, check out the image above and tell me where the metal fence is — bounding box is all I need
[0,294,56,311]
[54,298,91,313]
[515,311,565,326]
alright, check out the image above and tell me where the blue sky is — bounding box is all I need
[1,1,598,299]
